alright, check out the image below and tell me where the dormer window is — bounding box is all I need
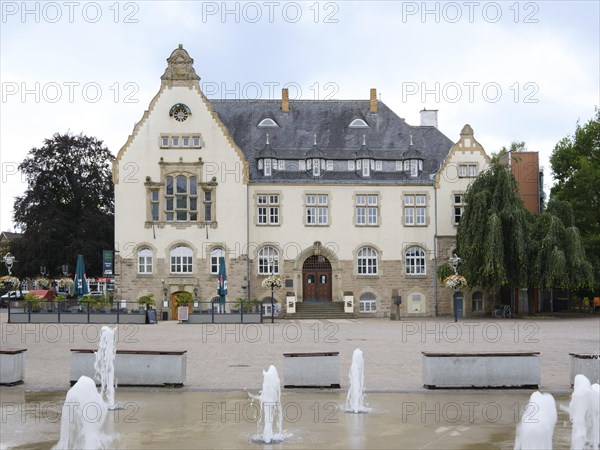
[362,159,370,177]
[264,159,272,176]
[313,158,320,176]
[349,119,369,128]
[258,118,278,127]
[404,159,423,177]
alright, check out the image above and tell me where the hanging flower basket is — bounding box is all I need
[443,274,467,289]
[57,277,74,289]
[262,276,283,288]
[35,277,51,289]
[0,276,20,289]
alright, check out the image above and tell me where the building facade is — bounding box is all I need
[113,45,490,319]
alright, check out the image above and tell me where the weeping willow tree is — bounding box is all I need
[532,200,594,290]
[456,162,530,302]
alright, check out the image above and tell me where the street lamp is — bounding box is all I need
[3,253,16,275]
[450,254,462,322]
[268,256,278,320]
[162,279,168,308]
[193,286,199,308]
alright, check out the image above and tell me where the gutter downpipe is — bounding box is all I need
[433,184,439,317]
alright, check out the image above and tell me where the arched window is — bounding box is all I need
[138,248,153,274]
[348,119,369,128]
[405,246,426,275]
[472,291,484,312]
[258,118,278,127]
[357,247,378,275]
[210,247,225,274]
[258,246,279,275]
[359,292,377,312]
[170,246,193,274]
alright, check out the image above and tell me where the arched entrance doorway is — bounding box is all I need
[171,291,191,320]
[302,255,332,302]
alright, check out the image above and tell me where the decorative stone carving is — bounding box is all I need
[161,44,201,87]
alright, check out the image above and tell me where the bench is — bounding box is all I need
[70,349,186,387]
[283,351,340,388]
[0,348,26,385]
[569,353,599,385]
[422,351,540,389]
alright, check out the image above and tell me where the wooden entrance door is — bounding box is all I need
[302,255,332,301]
[171,292,191,320]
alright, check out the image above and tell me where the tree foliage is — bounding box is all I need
[11,133,114,277]
[457,162,530,290]
[550,108,600,282]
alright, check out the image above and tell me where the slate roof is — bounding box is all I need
[210,99,454,184]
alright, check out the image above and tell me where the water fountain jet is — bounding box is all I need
[94,326,116,410]
[250,365,284,444]
[513,391,556,450]
[346,348,369,413]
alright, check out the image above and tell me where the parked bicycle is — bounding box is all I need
[492,304,514,319]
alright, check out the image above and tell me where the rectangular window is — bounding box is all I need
[359,300,377,312]
[348,160,355,171]
[204,191,212,221]
[375,161,382,171]
[264,159,272,176]
[182,137,190,147]
[362,159,370,177]
[306,194,328,225]
[396,161,402,171]
[313,159,320,176]
[404,194,427,226]
[172,137,179,147]
[459,164,477,178]
[150,190,159,221]
[192,136,201,148]
[326,160,333,171]
[299,160,306,171]
[257,194,279,225]
[454,193,464,225]
[161,137,169,148]
[356,194,378,226]
[278,160,285,170]
[469,164,477,177]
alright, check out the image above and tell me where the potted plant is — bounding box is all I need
[176,292,193,307]
[138,293,156,310]
[24,292,44,312]
[80,294,108,312]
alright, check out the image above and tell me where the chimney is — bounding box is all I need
[420,109,438,128]
[369,88,377,113]
[281,88,289,113]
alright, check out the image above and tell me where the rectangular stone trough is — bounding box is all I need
[0,349,26,385]
[70,349,186,387]
[422,351,540,389]
[283,351,340,388]
[569,353,600,385]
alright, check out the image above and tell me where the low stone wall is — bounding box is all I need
[70,349,187,387]
[9,312,147,324]
[569,353,600,385]
[283,352,340,388]
[186,312,262,324]
[422,351,540,389]
[0,349,26,385]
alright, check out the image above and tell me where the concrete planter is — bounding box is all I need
[283,352,340,388]
[569,353,600,385]
[422,352,540,389]
[0,349,26,385]
[70,349,187,386]
[186,312,262,324]
[9,311,147,324]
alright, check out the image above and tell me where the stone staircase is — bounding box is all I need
[285,301,355,320]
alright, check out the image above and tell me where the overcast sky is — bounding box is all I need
[1,1,598,233]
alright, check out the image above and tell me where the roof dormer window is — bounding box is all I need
[349,119,369,128]
[258,118,278,127]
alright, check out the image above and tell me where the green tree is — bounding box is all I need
[550,109,600,282]
[457,161,530,297]
[11,133,114,277]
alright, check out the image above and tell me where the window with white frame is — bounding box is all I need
[359,292,377,312]
[170,246,193,274]
[375,160,382,171]
[182,136,190,147]
[138,248,153,274]
[357,246,378,275]
[362,159,370,177]
[258,246,279,275]
[454,193,464,225]
[405,246,426,275]
[326,160,333,171]
[264,159,272,176]
[258,118,278,127]
[404,194,427,226]
[404,159,423,177]
[396,160,403,171]
[165,175,198,222]
[192,136,202,148]
[172,137,179,147]
[472,291,484,312]
[459,164,477,177]
[257,194,280,225]
[210,247,225,274]
[278,160,285,170]
[306,194,328,225]
[312,159,320,176]
[348,160,355,171]
[161,136,169,148]
[356,194,378,226]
